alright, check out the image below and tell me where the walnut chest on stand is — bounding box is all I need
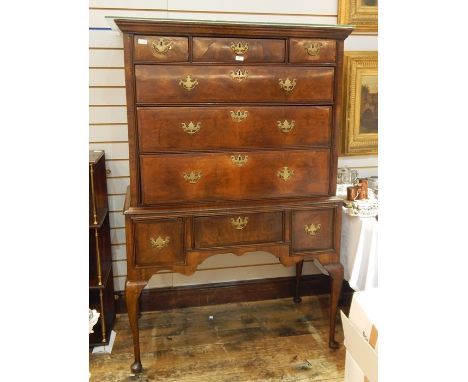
[114,17,352,373]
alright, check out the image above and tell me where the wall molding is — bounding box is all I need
[115,274,354,313]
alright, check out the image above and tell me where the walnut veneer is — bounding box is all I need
[115,18,352,373]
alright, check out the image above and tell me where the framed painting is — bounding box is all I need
[338,0,378,33]
[341,51,378,156]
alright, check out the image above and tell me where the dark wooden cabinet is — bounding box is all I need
[115,18,352,373]
[89,150,115,346]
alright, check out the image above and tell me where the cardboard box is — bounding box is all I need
[341,288,378,382]
[344,351,369,382]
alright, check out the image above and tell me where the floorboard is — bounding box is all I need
[90,295,346,382]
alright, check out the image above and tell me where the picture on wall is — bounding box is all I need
[341,51,378,156]
[338,0,378,33]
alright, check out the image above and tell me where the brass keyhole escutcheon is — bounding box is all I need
[230,69,249,82]
[231,216,249,230]
[183,170,202,184]
[230,41,249,55]
[230,154,248,167]
[230,110,248,123]
[151,38,174,56]
[304,224,321,236]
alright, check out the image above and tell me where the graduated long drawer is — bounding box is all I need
[137,105,332,151]
[135,65,334,104]
[139,150,330,204]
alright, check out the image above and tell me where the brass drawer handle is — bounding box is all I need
[231,216,249,230]
[179,75,198,91]
[181,121,201,135]
[277,166,294,182]
[304,223,321,236]
[230,69,248,82]
[230,110,248,123]
[304,42,323,56]
[151,38,174,56]
[230,41,249,55]
[279,78,296,93]
[150,235,170,249]
[230,154,248,167]
[277,120,295,133]
[183,170,202,184]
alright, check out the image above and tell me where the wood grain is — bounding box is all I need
[193,37,285,63]
[89,295,347,381]
[137,105,332,152]
[133,35,189,62]
[135,65,335,104]
[139,150,331,205]
[289,38,336,63]
[193,211,283,248]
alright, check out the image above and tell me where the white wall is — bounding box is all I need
[89,0,378,292]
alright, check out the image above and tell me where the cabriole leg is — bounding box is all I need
[125,280,147,373]
[293,260,304,303]
[324,263,344,349]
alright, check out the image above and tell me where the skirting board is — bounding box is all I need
[114,275,354,314]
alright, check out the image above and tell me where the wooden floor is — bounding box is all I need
[90,295,346,382]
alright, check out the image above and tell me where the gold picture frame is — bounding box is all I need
[338,0,378,33]
[341,51,378,156]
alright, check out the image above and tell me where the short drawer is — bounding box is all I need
[135,65,334,103]
[139,149,330,205]
[133,218,185,267]
[193,37,285,63]
[133,35,189,62]
[137,105,332,152]
[289,39,336,63]
[291,208,335,252]
[193,212,283,248]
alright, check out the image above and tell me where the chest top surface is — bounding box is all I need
[112,17,353,37]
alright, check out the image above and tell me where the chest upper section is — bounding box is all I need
[116,20,352,108]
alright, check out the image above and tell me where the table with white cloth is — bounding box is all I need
[340,207,378,291]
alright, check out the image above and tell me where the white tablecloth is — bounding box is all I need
[340,207,378,291]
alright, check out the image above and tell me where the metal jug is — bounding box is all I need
[337,166,358,184]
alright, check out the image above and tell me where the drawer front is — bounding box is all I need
[193,211,283,248]
[291,208,334,252]
[137,105,332,152]
[193,37,285,63]
[133,35,189,62]
[289,39,336,63]
[140,150,330,204]
[133,218,185,266]
[135,65,334,103]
